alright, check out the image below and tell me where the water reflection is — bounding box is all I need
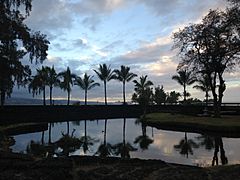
[1,118,240,167]
[174,132,199,158]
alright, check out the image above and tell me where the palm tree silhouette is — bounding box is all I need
[28,66,48,105]
[133,75,153,116]
[75,73,100,105]
[114,66,137,104]
[94,64,115,105]
[193,75,211,107]
[196,135,214,150]
[134,123,153,150]
[46,66,59,105]
[172,70,195,102]
[58,67,76,105]
[113,118,137,158]
[174,132,199,158]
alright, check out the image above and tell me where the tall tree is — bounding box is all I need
[173,8,240,117]
[94,64,115,105]
[114,65,137,104]
[75,73,100,105]
[133,75,153,116]
[28,66,48,106]
[46,66,59,105]
[0,1,49,106]
[58,67,76,105]
[166,91,181,104]
[172,70,196,103]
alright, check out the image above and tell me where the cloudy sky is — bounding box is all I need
[12,0,240,103]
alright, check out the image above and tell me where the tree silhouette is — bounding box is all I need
[133,75,153,116]
[28,66,48,106]
[75,73,100,105]
[114,66,137,104]
[94,64,115,105]
[196,135,214,150]
[166,91,181,104]
[58,67,76,105]
[46,66,59,105]
[154,85,167,105]
[173,8,240,117]
[172,70,195,103]
[0,1,49,106]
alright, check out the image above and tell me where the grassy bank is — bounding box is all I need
[144,113,240,136]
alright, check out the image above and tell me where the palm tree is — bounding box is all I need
[75,73,100,105]
[58,67,76,105]
[114,66,137,104]
[46,66,59,105]
[134,123,153,150]
[193,75,211,106]
[28,66,48,106]
[172,70,196,102]
[212,137,228,166]
[94,64,115,105]
[133,75,153,116]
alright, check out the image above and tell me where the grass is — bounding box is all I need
[144,113,240,134]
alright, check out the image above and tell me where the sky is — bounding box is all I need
[11,0,240,103]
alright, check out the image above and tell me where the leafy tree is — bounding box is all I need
[131,93,138,104]
[0,1,49,106]
[166,91,181,104]
[94,64,115,105]
[172,70,196,102]
[154,85,167,105]
[173,8,240,117]
[114,65,137,104]
[28,66,48,106]
[58,67,76,105]
[75,73,100,105]
[46,66,59,105]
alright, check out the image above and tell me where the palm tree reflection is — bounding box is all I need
[113,118,137,158]
[196,135,214,150]
[174,132,199,158]
[79,120,98,154]
[212,137,228,166]
[134,122,153,151]
[95,119,113,157]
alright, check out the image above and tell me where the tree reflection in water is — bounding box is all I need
[95,119,113,157]
[79,120,98,154]
[196,135,214,150]
[112,118,137,158]
[174,132,199,158]
[134,121,153,151]
[212,137,228,166]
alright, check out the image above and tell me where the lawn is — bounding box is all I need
[144,113,240,134]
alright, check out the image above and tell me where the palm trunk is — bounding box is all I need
[67,90,70,105]
[41,131,45,145]
[85,89,87,105]
[104,81,107,105]
[205,91,208,107]
[84,120,87,138]
[67,121,70,135]
[123,82,126,105]
[50,86,53,105]
[183,84,186,103]
[123,118,126,145]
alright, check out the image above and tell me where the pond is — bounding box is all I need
[2,118,240,167]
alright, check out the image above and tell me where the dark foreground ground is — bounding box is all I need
[1,152,240,180]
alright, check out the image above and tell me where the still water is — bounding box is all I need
[5,118,240,167]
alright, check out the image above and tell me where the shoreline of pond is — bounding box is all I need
[0,151,240,180]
